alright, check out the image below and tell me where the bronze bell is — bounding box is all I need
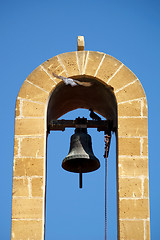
[62,128,100,188]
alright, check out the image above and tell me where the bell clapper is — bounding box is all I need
[79,173,82,188]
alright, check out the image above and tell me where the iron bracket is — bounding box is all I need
[48,117,115,133]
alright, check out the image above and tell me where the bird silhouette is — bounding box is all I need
[52,72,92,87]
[89,108,101,121]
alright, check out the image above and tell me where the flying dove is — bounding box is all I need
[52,72,92,87]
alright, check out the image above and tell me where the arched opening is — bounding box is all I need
[46,76,117,239]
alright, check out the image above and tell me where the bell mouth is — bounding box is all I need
[62,156,100,173]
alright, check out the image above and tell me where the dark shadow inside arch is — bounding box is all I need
[47,75,117,128]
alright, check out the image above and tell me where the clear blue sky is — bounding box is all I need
[1,0,160,239]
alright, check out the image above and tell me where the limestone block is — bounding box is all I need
[27,66,55,92]
[77,36,84,51]
[15,99,20,117]
[85,51,105,76]
[142,138,148,156]
[58,52,79,76]
[146,221,150,240]
[11,220,42,240]
[119,178,142,198]
[76,51,88,74]
[12,198,43,219]
[118,100,141,116]
[13,158,44,177]
[119,220,144,240]
[118,118,148,137]
[42,56,67,79]
[18,81,49,103]
[15,118,45,136]
[119,157,149,177]
[109,65,137,91]
[96,54,121,82]
[144,178,149,198]
[119,199,149,219]
[115,81,145,103]
[143,98,148,116]
[20,137,44,157]
[12,178,29,197]
[31,177,43,197]
[119,138,140,156]
[14,138,19,157]
[22,101,45,117]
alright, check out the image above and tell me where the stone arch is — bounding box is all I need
[11,51,150,239]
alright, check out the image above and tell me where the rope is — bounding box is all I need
[105,153,107,240]
[104,134,111,240]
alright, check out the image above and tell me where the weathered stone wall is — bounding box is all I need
[11,51,150,239]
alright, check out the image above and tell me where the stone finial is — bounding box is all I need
[77,36,85,51]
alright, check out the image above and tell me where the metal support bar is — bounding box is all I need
[48,117,114,133]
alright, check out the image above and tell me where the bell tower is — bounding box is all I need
[11,36,150,239]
